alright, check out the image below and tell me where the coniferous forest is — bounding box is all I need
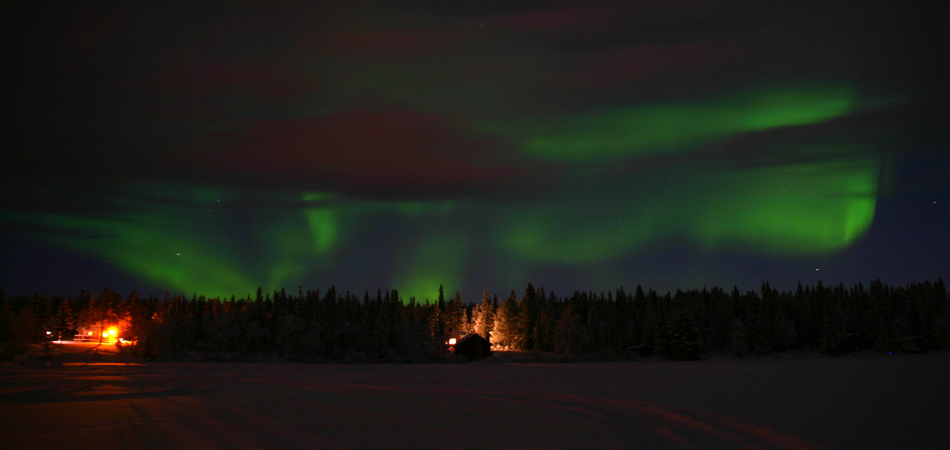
[2,279,947,362]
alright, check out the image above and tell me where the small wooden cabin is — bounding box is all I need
[74,326,100,341]
[453,333,492,360]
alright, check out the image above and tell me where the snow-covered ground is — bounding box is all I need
[1,353,947,449]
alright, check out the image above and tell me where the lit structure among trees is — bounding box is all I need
[453,333,492,360]
[1,279,946,362]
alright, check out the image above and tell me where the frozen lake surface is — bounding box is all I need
[2,354,948,449]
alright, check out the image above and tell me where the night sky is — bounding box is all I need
[4,1,948,301]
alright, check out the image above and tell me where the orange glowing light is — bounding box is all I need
[106,327,118,337]
[448,338,457,345]
[88,331,93,336]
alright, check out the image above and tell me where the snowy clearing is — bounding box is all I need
[1,354,948,449]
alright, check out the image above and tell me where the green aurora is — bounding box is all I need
[3,84,890,300]
[483,86,854,162]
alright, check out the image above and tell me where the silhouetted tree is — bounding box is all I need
[661,314,702,360]
[554,304,588,356]
[53,298,78,340]
[445,292,466,335]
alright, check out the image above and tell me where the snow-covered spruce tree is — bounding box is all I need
[819,303,849,356]
[661,314,703,360]
[444,292,466,335]
[727,318,750,357]
[554,304,588,357]
[490,293,518,349]
[472,289,494,339]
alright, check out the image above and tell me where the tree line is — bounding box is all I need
[1,279,947,361]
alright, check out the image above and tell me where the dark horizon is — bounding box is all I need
[4,276,946,367]
[3,276,945,308]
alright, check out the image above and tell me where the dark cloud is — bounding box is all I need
[188,110,522,197]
